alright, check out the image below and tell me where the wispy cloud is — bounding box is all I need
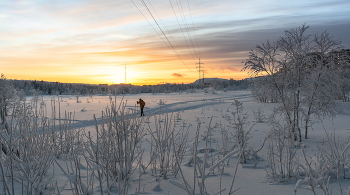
[172,73,184,77]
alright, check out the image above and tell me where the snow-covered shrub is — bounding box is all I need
[173,118,242,195]
[293,131,350,195]
[172,122,210,195]
[157,99,166,113]
[294,146,332,195]
[175,111,182,122]
[266,114,299,182]
[253,108,266,123]
[0,98,57,194]
[83,99,145,194]
[157,99,166,106]
[54,155,94,195]
[229,99,257,164]
[218,122,233,156]
[146,114,188,179]
[213,99,263,168]
[314,132,350,180]
[75,94,81,103]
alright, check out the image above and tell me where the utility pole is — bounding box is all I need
[124,63,126,84]
[196,58,204,86]
[202,70,204,86]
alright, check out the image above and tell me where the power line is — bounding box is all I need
[147,0,195,66]
[176,0,198,59]
[186,0,201,58]
[137,0,194,72]
[130,0,170,49]
[131,0,203,73]
[169,0,196,62]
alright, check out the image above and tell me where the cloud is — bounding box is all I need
[1,0,349,84]
[219,66,239,73]
[172,73,184,77]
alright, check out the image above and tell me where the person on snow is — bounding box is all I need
[137,98,145,116]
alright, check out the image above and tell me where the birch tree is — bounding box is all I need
[243,24,344,141]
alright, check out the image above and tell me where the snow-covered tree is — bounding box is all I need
[0,74,16,126]
[333,49,350,101]
[243,24,344,141]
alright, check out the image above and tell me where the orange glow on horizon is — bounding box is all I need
[2,46,249,86]
[4,69,249,86]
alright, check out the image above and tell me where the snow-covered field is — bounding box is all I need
[1,90,350,195]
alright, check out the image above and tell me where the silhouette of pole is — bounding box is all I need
[196,58,204,86]
[202,70,204,86]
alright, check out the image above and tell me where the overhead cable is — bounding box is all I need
[146,0,195,66]
[175,0,198,59]
[138,0,194,72]
[186,0,201,58]
[169,0,197,62]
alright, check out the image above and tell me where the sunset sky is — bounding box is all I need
[1,0,350,85]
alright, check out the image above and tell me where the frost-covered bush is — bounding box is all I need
[146,114,188,179]
[83,99,145,194]
[314,132,350,180]
[214,99,262,167]
[253,108,266,123]
[294,147,333,195]
[75,94,81,103]
[0,96,59,194]
[172,121,211,195]
[265,114,299,182]
[157,99,166,113]
[294,132,350,194]
[229,99,256,164]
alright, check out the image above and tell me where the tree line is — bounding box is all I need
[3,77,249,96]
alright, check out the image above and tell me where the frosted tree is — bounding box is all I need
[298,31,343,138]
[0,74,16,128]
[243,39,298,140]
[335,50,350,101]
[243,24,344,141]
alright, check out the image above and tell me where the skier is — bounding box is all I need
[137,98,145,116]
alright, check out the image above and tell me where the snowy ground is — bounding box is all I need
[2,90,350,195]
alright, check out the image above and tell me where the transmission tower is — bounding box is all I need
[196,58,204,86]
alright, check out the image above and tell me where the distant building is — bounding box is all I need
[328,49,350,66]
[111,83,132,86]
[298,49,350,70]
[193,78,228,86]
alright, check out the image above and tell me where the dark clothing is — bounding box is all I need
[140,107,144,116]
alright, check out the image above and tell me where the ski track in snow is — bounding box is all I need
[61,93,252,131]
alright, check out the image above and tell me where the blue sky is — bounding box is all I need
[1,0,350,84]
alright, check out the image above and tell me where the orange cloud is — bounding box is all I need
[172,73,184,77]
